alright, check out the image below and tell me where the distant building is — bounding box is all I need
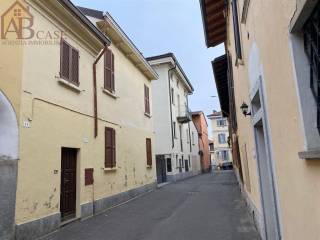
[207,111,233,169]
[147,53,201,183]
[192,111,211,173]
[209,139,214,166]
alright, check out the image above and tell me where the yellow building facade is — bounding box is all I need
[201,0,320,239]
[0,1,158,239]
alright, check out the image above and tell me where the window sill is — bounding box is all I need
[102,88,118,99]
[298,149,320,160]
[104,167,117,172]
[146,165,152,169]
[144,112,152,118]
[57,78,81,93]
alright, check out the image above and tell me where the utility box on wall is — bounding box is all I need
[85,168,94,186]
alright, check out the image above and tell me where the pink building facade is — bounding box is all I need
[192,112,210,172]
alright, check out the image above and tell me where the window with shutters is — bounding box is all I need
[144,85,150,115]
[186,129,189,143]
[104,48,115,92]
[105,127,116,169]
[192,132,195,145]
[146,138,152,166]
[173,122,177,138]
[231,0,242,60]
[171,88,175,105]
[60,39,79,85]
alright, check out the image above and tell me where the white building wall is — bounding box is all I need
[151,61,200,181]
[151,64,172,155]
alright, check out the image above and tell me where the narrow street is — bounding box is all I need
[44,171,260,240]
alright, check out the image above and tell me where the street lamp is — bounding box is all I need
[240,102,251,117]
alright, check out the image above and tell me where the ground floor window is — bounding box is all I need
[167,158,172,172]
[217,150,229,161]
[105,127,116,168]
[146,138,152,166]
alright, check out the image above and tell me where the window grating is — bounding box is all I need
[304,4,320,133]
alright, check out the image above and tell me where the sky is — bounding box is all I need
[73,0,225,136]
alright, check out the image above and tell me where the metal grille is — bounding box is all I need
[304,4,320,133]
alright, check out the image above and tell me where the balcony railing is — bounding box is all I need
[177,106,192,123]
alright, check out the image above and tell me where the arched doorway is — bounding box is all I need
[0,90,19,240]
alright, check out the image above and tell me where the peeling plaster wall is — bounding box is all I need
[10,1,156,235]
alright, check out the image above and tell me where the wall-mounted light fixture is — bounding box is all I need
[240,102,251,117]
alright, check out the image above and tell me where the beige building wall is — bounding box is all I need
[225,0,320,239]
[0,0,23,118]
[0,1,157,238]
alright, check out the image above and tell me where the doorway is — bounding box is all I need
[185,159,189,172]
[60,148,77,222]
[156,155,167,184]
[251,78,281,240]
[0,91,19,239]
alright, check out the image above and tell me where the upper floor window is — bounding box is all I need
[173,122,177,138]
[240,0,250,24]
[60,39,79,85]
[186,129,190,143]
[179,125,183,151]
[171,88,175,105]
[304,6,320,134]
[209,143,214,151]
[221,150,229,161]
[217,119,227,127]
[218,133,226,144]
[192,131,195,145]
[144,85,150,115]
[104,48,115,92]
[231,0,242,60]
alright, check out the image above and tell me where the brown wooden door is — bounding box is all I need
[60,148,77,221]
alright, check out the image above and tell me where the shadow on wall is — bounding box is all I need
[0,90,19,240]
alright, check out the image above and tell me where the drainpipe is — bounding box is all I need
[187,96,192,152]
[168,63,177,149]
[93,45,108,138]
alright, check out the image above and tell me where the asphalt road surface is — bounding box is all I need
[44,171,260,240]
